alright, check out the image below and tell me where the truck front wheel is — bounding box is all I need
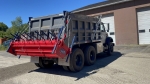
[106,42,114,56]
[69,48,84,72]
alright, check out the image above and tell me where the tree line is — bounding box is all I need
[0,17,28,39]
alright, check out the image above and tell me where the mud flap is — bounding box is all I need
[96,43,104,54]
[30,57,39,63]
[58,56,70,66]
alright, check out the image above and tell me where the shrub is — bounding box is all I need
[0,45,8,51]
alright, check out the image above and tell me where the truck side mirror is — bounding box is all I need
[107,23,110,32]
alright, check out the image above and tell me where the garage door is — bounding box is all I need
[137,7,150,44]
[101,13,116,44]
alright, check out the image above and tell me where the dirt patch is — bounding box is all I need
[140,45,150,53]
[114,45,150,54]
[123,52,150,59]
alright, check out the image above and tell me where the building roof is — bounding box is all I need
[72,0,132,13]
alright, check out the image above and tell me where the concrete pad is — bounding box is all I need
[1,52,150,84]
[0,52,30,69]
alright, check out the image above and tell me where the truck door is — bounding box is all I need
[100,23,108,43]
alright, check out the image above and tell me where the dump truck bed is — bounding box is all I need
[30,13,102,45]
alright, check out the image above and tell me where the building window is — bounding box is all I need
[110,32,115,35]
[139,29,145,33]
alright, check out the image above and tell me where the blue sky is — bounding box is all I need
[0,0,105,27]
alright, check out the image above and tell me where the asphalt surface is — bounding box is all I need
[0,46,150,84]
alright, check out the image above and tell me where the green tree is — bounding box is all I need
[11,17,22,28]
[10,17,23,34]
[0,22,8,31]
[0,31,5,38]
[5,28,13,39]
[5,17,28,39]
[11,17,28,33]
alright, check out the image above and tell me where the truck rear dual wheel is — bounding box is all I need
[84,46,96,66]
[68,48,84,72]
[35,63,40,67]
[35,57,54,68]
[62,66,70,71]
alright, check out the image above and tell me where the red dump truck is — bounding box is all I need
[6,11,114,72]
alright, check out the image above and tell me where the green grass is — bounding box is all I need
[0,45,8,51]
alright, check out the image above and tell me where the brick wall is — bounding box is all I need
[0,38,6,45]
[74,0,150,45]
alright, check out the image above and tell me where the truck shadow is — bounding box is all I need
[29,51,123,81]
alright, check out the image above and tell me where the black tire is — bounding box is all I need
[84,46,96,66]
[107,42,114,56]
[35,58,54,68]
[35,63,40,67]
[62,66,70,71]
[68,48,84,72]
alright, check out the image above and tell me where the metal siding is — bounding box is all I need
[137,7,150,44]
[101,13,116,44]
